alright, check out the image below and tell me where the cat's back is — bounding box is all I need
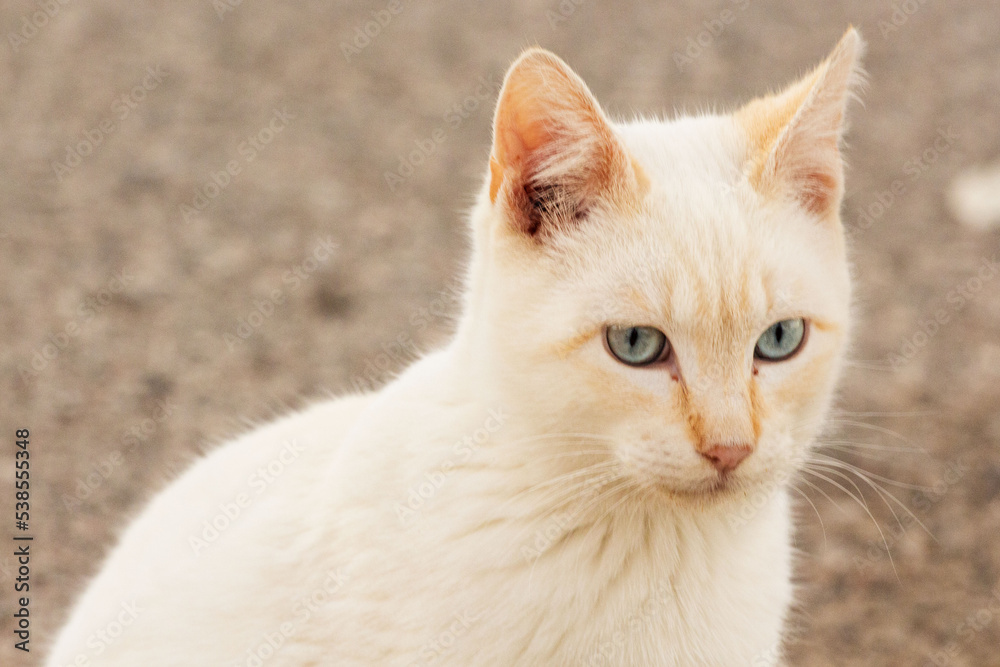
[45,392,376,667]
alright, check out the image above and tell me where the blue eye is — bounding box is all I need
[606,325,669,366]
[755,318,806,361]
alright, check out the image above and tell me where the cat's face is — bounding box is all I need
[466,31,862,503]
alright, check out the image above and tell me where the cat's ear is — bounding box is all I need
[738,28,865,218]
[489,48,644,237]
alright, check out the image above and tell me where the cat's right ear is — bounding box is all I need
[489,48,644,238]
[737,28,865,220]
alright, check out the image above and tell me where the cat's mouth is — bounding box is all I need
[693,473,743,497]
[644,470,748,503]
[618,447,770,504]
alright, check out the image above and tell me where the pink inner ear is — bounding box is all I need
[490,56,598,205]
[490,86,562,204]
[489,49,643,236]
[798,163,841,216]
[508,93,562,153]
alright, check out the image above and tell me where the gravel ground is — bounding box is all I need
[1,1,999,665]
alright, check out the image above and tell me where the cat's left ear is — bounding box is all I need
[738,28,865,219]
[489,48,644,238]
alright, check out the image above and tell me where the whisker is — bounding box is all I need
[829,409,935,419]
[795,471,848,517]
[499,463,623,515]
[810,463,907,536]
[841,359,896,371]
[811,453,932,491]
[498,432,619,448]
[802,464,871,514]
[815,439,925,455]
[812,458,937,542]
[789,480,827,549]
[575,482,642,558]
[801,465,899,579]
[511,477,634,557]
[523,449,616,465]
[817,444,903,462]
[824,419,914,443]
[569,479,636,526]
[520,470,621,512]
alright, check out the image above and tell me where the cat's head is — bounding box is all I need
[461,30,863,504]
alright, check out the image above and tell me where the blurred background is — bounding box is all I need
[1,1,999,664]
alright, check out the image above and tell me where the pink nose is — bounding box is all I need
[700,444,753,474]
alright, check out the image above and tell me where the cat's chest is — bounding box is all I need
[323,490,792,666]
[496,514,788,665]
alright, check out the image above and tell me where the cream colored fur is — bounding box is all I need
[48,30,864,667]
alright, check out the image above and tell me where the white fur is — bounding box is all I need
[48,37,862,667]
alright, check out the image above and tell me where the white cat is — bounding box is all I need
[48,29,864,666]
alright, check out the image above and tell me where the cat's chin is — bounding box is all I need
[639,471,759,507]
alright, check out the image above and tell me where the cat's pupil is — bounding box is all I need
[629,328,639,348]
[774,322,784,344]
